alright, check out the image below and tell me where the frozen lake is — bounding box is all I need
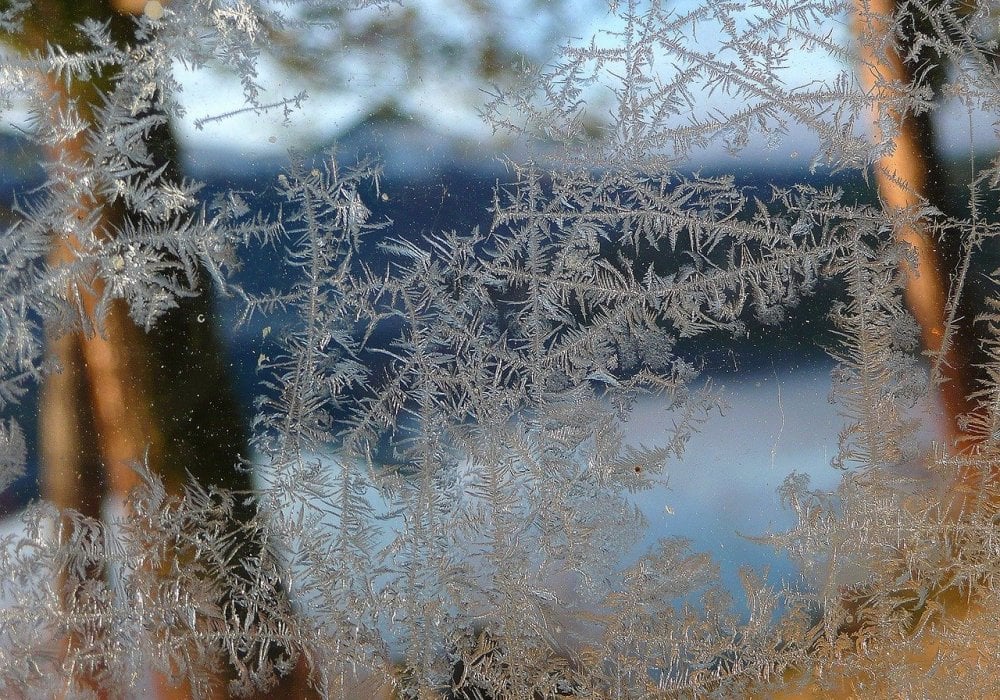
[0,361,850,696]
[1,363,844,601]
[625,362,842,602]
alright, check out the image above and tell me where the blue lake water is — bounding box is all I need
[248,362,845,629]
[625,363,842,605]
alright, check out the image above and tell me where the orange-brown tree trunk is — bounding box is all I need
[852,0,978,448]
[5,2,315,697]
[762,3,1000,696]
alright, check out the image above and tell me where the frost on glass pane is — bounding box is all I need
[0,0,999,698]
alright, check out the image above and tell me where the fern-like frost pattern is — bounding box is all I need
[1,0,1000,697]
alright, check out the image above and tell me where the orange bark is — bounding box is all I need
[755,2,999,697]
[852,0,975,447]
[22,4,308,696]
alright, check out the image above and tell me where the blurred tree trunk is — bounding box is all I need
[852,0,981,448]
[767,4,1000,696]
[9,2,313,698]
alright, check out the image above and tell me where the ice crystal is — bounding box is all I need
[2,0,1000,697]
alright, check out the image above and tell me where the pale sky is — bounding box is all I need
[174,0,859,162]
[177,0,995,167]
[3,1,993,164]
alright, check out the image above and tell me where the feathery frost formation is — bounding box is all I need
[1,0,1000,696]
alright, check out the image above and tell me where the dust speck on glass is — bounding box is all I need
[1,0,999,697]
